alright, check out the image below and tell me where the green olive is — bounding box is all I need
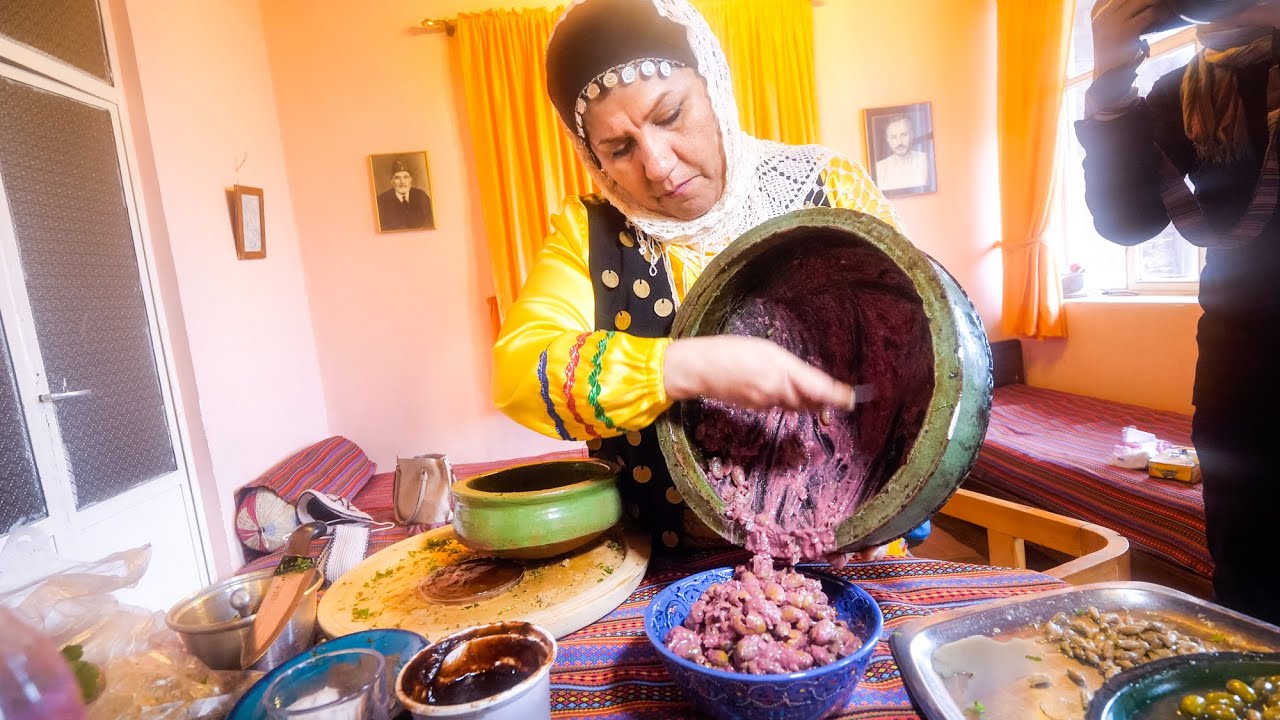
[1255,679,1276,699]
[1263,705,1280,720]
[1229,680,1260,706]
[1208,691,1245,710]
[1183,695,1210,717]
[1204,704,1242,720]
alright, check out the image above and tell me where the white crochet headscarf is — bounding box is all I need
[550,0,832,261]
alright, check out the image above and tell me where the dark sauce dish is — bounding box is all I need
[396,622,556,719]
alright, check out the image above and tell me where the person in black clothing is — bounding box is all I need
[1079,0,1280,623]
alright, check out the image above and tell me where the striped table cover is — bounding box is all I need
[550,549,1064,719]
[967,385,1208,577]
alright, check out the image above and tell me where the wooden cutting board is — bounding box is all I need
[318,524,650,640]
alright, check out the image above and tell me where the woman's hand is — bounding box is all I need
[662,336,855,412]
[1092,0,1161,77]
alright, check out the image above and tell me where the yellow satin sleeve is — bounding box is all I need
[492,198,672,441]
[492,153,901,442]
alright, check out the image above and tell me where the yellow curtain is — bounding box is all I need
[457,8,593,331]
[459,1,820,328]
[693,0,819,144]
[997,0,1073,339]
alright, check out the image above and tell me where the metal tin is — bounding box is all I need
[657,207,992,553]
[166,568,323,672]
[890,581,1280,720]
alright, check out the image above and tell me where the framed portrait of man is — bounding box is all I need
[863,103,937,199]
[369,151,436,232]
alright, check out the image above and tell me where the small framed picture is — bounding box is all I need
[232,185,265,259]
[370,151,435,232]
[863,102,937,198]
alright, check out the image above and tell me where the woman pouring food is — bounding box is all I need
[493,0,909,560]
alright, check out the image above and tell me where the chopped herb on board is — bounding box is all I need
[1025,654,1042,662]
[351,607,373,620]
[969,700,986,715]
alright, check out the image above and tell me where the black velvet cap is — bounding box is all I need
[546,0,698,134]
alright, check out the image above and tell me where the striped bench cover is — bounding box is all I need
[966,384,1208,577]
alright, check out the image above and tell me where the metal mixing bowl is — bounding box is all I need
[166,568,323,671]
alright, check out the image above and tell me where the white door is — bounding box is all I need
[0,61,209,611]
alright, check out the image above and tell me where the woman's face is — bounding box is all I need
[583,67,726,221]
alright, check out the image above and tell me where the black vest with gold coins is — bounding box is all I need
[583,183,832,553]
[584,195,697,553]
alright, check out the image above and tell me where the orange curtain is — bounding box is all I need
[458,1,820,328]
[693,0,819,144]
[997,0,1074,339]
[457,8,593,331]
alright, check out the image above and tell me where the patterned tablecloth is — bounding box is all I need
[549,548,1065,719]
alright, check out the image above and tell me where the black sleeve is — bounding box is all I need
[1074,102,1173,246]
[1073,67,1195,247]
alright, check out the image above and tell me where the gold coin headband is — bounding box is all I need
[574,58,685,139]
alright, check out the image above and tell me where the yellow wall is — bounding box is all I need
[1025,300,1200,414]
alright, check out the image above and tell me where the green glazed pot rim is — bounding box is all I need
[452,459,621,507]
[656,207,990,552]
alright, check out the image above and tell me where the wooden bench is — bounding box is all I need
[937,488,1131,585]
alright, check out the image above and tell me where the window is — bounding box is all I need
[1058,0,1203,296]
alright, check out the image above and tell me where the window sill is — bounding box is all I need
[1063,293,1199,305]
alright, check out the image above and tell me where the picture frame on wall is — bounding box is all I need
[232,185,266,260]
[863,102,937,198]
[370,151,435,232]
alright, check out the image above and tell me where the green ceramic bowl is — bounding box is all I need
[1088,652,1280,720]
[657,208,992,553]
[451,459,623,559]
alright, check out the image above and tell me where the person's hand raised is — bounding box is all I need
[662,335,856,412]
[1092,0,1162,77]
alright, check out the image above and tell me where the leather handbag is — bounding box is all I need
[393,453,454,525]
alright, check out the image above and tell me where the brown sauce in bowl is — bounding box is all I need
[402,625,550,707]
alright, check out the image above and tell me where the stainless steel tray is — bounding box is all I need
[889,581,1280,720]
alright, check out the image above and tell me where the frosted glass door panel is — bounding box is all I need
[0,316,47,532]
[0,76,175,510]
[0,0,112,83]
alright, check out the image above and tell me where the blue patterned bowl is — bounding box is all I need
[645,566,883,720]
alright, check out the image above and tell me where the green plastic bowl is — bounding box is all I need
[1088,652,1280,720]
[451,459,622,559]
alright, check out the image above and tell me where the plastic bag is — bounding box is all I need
[1109,425,1172,470]
[0,527,258,719]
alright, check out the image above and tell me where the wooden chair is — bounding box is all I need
[936,488,1130,585]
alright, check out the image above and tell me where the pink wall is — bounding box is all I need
[813,0,1004,331]
[259,0,572,472]
[111,0,331,572]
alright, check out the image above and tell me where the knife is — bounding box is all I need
[240,521,328,669]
